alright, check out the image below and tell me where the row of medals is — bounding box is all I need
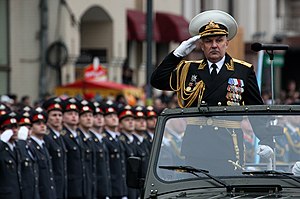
[226,84,244,106]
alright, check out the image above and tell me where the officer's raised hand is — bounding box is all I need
[292,161,300,176]
[173,35,201,57]
[17,126,29,141]
[0,129,13,143]
[257,145,274,159]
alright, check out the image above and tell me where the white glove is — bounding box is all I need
[173,35,200,57]
[257,145,274,159]
[292,162,300,176]
[18,126,29,140]
[0,129,13,143]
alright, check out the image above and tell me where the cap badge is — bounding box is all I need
[70,104,77,109]
[205,20,220,30]
[10,118,17,124]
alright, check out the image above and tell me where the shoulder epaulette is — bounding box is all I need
[232,58,252,68]
[45,129,50,135]
[119,135,126,142]
[184,59,204,64]
[179,59,206,70]
[60,129,67,136]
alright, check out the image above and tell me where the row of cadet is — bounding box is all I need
[0,97,159,199]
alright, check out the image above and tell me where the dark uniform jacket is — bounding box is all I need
[151,52,263,107]
[77,129,96,199]
[44,127,68,199]
[0,141,21,199]
[90,131,112,198]
[28,138,57,199]
[119,133,139,199]
[143,131,153,153]
[132,133,150,178]
[16,140,40,199]
[61,126,85,198]
[102,130,128,198]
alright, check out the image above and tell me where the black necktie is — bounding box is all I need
[211,64,217,79]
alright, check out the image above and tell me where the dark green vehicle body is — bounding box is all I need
[128,105,300,198]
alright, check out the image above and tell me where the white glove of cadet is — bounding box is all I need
[18,126,29,141]
[0,129,14,143]
[292,161,300,176]
[173,35,201,57]
[257,145,274,159]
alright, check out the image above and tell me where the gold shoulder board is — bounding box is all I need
[182,59,205,70]
[232,58,252,68]
[184,59,204,64]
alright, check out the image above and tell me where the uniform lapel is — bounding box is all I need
[202,55,235,98]
[5,142,17,160]
[196,60,211,88]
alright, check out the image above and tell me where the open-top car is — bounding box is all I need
[127,105,300,198]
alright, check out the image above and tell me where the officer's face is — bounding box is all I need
[146,117,157,131]
[104,113,119,128]
[79,112,93,129]
[47,110,63,130]
[93,114,105,128]
[119,116,135,133]
[135,118,147,132]
[200,35,229,63]
[31,121,47,136]
[63,111,79,126]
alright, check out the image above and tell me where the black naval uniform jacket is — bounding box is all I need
[28,138,57,199]
[61,126,85,198]
[0,141,21,199]
[16,140,40,199]
[44,127,68,199]
[77,129,97,199]
[102,130,128,198]
[90,131,112,199]
[151,52,263,106]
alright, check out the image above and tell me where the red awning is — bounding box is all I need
[156,12,190,43]
[127,9,160,41]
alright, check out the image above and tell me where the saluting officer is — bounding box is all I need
[77,99,97,199]
[90,101,112,199]
[102,101,128,199]
[17,107,40,199]
[42,97,68,199]
[151,10,275,173]
[151,10,263,107]
[28,108,57,199]
[61,97,86,199]
[0,111,22,199]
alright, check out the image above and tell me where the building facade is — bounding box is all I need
[1,0,299,102]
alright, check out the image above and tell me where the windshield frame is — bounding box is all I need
[144,105,300,198]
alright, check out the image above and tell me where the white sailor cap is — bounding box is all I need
[189,10,238,40]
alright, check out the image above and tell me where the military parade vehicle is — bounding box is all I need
[127,105,300,198]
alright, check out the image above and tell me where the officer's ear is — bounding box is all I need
[199,39,204,51]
